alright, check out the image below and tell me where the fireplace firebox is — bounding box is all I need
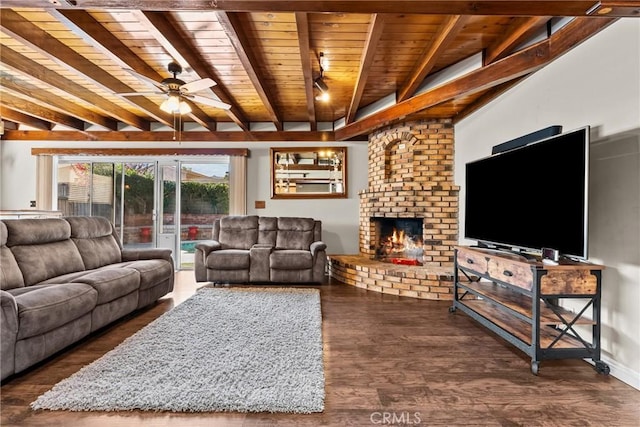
[373,217,424,263]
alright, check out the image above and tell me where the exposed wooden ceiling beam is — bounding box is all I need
[1,45,150,131]
[345,13,385,125]
[453,77,527,123]
[397,15,469,102]
[0,93,86,131]
[1,77,118,130]
[335,16,617,140]
[548,16,615,56]
[0,9,174,127]
[2,1,636,17]
[131,10,250,131]
[0,106,52,131]
[484,16,551,65]
[217,11,283,131]
[586,1,640,16]
[336,43,551,140]
[4,130,336,142]
[31,148,249,156]
[50,9,215,131]
[295,12,317,131]
[1,120,19,131]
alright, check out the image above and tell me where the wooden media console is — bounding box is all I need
[450,246,609,375]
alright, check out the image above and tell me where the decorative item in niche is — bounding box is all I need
[270,147,347,199]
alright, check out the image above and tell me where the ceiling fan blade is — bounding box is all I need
[189,94,231,110]
[181,78,216,94]
[122,68,165,90]
[118,91,166,97]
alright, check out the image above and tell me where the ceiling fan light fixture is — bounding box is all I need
[179,101,192,115]
[160,93,191,115]
[160,94,180,113]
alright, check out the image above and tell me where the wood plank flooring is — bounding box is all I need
[2,271,639,426]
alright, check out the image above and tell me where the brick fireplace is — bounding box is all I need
[328,119,459,300]
[372,217,424,262]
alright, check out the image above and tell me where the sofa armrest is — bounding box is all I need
[194,241,222,282]
[310,241,327,283]
[1,290,18,380]
[0,290,17,327]
[122,248,173,264]
[310,241,327,256]
[195,240,222,258]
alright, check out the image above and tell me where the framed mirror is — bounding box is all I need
[270,147,347,199]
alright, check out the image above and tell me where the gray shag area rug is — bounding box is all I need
[31,287,324,413]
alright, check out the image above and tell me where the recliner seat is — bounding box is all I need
[194,215,327,284]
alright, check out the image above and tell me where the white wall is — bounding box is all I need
[455,19,640,389]
[243,142,367,254]
[0,140,368,255]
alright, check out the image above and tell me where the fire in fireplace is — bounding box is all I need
[373,218,424,263]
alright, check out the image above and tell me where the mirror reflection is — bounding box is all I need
[270,147,347,199]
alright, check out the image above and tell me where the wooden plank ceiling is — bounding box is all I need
[0,1,635,142]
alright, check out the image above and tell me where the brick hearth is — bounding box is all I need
[328,119,459,300]
[328,255,454,299]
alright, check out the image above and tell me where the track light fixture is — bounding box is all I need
[314,76,329,92]
[314,52,330,102]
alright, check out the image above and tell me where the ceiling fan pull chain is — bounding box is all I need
[172,113,177,141]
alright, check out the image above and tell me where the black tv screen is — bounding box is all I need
[464,126,589,259]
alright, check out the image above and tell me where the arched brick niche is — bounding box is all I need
[384,133,419,182]
[328,118,460,301]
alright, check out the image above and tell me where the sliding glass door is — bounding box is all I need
[118,163,156,249]
[56,157,230,270]
[178,161,229,269]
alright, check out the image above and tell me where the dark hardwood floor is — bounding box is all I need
[2,271,639,426]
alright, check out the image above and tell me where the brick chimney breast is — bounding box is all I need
[359,119,459,265]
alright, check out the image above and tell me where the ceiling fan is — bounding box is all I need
[120,62,231,114]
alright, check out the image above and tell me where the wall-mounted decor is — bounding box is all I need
[270,147,347,199]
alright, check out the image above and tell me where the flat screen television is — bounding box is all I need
[464,126,590,259]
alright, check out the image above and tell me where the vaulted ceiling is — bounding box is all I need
[0,1,636,142]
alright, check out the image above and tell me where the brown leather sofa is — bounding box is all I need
[194,216,327,284]
[0,216,174,381]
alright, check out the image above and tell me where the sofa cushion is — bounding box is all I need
[1,222,25,290]
[270,250,313,270]
[3,218,86,286]
[113,260,173,291]
[70,268,140,305]
[218,216,259,250]
[206,249,251,270]
[258,217,278,246]
[4,218,70,247]
[11,283,97,340]
[276,217,315,250]
[66,216,122,269]
[10,241,86,287]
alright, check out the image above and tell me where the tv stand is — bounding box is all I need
[450,246,609,375]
